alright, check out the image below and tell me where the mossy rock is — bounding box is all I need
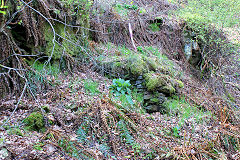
[98,56,128,77]
[98,53,183,95]
[144,56,158,71]
[150,98,159,103]
[98,54,164,78]
[143,91,167,113]
[112,60,128,76]
[23,112,45,132]
[41,105,50,113]
[144,72,181,95]
[127,55,149,76]
[161,85,176,95]
[144,72,168,90]
[176,80,184,88]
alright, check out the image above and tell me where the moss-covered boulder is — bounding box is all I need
[96,48,186,113]
[97,54,167,78]
[23,112,45,132]
[144,72,183,95]
[98,53,184,96]
[128,55,149,76]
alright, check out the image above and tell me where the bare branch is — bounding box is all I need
[0,64,26,71]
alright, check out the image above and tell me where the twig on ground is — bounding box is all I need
[0,83,27,129]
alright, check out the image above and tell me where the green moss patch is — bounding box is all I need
[176,80,184,88]
[127,55,149,76]
[44,23,81,59]
[23,112,45,132]
[7,128,24,136]
[144,72,180,95]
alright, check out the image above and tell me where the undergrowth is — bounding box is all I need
[171,0,240,28]
[164,96,213,126]
[171,0,240,76]
[110,78,144,113]
[26,61,60,94]
[113,2,138,19]
[83,79,100,96]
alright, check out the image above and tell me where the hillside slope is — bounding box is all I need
[0,0,240,159]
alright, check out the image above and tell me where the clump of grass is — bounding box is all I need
[83,79,100,96]
[171,0,240,49]
[118,45,133,55]
[7,127,24,136]
[113,3,138,19]
[149,23,160,32]
[171,0,240,28]
[164,96,212,125]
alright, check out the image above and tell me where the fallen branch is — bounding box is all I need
[225,81,240,91]
[0,83,27,129]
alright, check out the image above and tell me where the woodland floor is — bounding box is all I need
[1,63,239,159]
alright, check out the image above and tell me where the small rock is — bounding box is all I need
[45,144,56,154]
[66,113,76,121]
[135,76,145,90]
[0,148,9,159]
[145,105,160,113]
[5,141,11,145]
[47,114,55,122]
[70,134,78,141]
[191,149,196,154]
[144,94,152,100]
[172,118,176,123]
[195,126,200,132]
